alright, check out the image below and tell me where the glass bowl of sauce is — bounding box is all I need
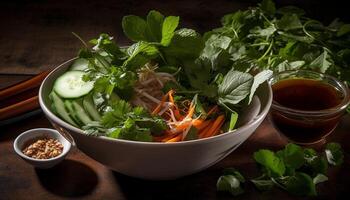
[269,70,349,145]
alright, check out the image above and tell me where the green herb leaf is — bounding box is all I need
[248,70,273,103]
[277,14,303,31]
[277,143,305,171]
[161,16,180,46]
[122,15,148,42]
[259,0,276,16]
[304,148,328,175]
[325,142,344,166]
[284,172,317,196]
[222,168,245,183]
[254,149,286,177]
[146,10,165,42]
[313,174,328,184]
[217,175,244,196]
[251,179,274,191]
[309,48,332,73]
[218,70,254,106]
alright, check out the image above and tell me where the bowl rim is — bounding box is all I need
[13,128,71,162]
[39,58,272,146]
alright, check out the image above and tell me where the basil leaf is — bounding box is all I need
[218,70,253,106]
[248,70,273,103]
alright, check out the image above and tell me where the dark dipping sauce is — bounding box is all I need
[271,78,343,144]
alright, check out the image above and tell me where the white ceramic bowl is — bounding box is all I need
[13,128,71,169]
[39,58,272,180]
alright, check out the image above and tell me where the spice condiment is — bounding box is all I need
[22,138,63,159]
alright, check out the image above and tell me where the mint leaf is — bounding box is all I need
[277,143,305,170]
[162,28,204,62]
[146,10,165,42]
[122,15,148,41]
[254,149,286,177]
[337,24,350,37]
[325,142,344,166]
[161,16,180,46]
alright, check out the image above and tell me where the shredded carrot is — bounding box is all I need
[206,105,218,117]
[202,115,225,138]
[194,120,211,130]
[198,121,214,138]
[165,134,182,143]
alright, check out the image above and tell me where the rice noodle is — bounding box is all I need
[130,63,177,112]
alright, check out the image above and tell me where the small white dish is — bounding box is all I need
[13,128,71,169]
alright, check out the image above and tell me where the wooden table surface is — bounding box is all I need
[1,0,350,199]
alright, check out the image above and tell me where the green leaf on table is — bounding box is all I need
[313,174,328,184]
[276,143,305,171]
[217,175,244,196]
[254,149,286,177]
[161,16,180,46]
[251,179,274,191]
[222,168,246,182]
[284,172,317,196]
[325,142,344,166]
[303,148,328,175]
[218,69,253,106]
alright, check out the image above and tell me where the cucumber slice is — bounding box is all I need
[54,71,94,98]
[50,92,78,127]
[83,95,101,121]
[70,58,89,71]
[71,100,93,125]
[64,100,84,127]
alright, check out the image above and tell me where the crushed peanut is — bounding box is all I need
[22,138,63,159]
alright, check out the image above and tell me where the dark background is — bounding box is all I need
[0,0,349,75]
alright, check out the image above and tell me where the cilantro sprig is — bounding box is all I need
[217,143,344,197]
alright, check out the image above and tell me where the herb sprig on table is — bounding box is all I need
[217,143,344,197]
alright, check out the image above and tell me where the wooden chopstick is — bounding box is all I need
[0,70,50,121]
[0,71,49,101]
[0,96,39,120]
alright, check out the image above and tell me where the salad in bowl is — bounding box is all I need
[39,10,272,179]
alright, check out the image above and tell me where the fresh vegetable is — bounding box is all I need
[54,71,94,98]
[50,9,269,142]
[217,143,344,197]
